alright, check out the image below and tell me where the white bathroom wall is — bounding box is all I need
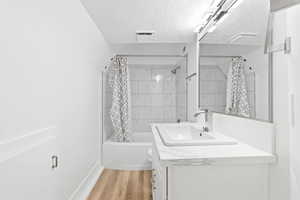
[199,65,227,113]
[271,9,291,200]
[112,43,185,55]
[285,4,300,200]
[199,44,260,56]
[212,113,275,154]
[0,0,111,199]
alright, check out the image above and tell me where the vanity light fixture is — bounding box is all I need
[210,0,224,10]
[195,0,243,37]
[210,0,244,33]
[193,10,215,33]
[230,0,243,10]
[193,0,224,33]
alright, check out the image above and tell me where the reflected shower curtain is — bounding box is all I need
[225,58,250,117]
[108,56,132,142]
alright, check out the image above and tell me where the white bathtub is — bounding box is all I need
[103,132,153,170]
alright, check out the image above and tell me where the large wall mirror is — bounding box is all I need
[198,0,272,122]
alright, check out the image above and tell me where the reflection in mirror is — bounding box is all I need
[198,0,272,122]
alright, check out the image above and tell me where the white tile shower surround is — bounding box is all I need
[199,65,227,113]
[130,64,178,132]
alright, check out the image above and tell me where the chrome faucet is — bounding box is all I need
[194,109,208,122]
[194,109,209,132]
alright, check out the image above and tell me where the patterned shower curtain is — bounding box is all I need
[108,56,132,142]
[225,57,250,117]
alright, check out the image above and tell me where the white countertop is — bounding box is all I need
[151,124,276,165]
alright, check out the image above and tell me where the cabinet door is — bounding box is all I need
[0,136,59,200]
[152,146,166,200]
[152,169,165,200]
[168,165,268,200]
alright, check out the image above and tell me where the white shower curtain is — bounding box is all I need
[108,56,132,142]
[225,57,250,117]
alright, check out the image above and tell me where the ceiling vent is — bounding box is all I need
[136,31,156,42]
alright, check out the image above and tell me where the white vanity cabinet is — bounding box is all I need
[152,145,270,200]
[151,123,275,200]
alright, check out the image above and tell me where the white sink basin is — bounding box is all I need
[155,123,238,146]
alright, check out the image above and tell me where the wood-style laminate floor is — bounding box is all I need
[87,169,152,200]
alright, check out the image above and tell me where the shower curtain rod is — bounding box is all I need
[200,55,247,61]
[200,55,247,62]
[105,54,186,70]
[111,54,186,60]
[200,55,243,58]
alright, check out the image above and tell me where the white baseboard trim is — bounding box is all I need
[68,162,104,200]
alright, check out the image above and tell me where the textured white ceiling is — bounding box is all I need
[201,0,270,45]
[81,0,213,43]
